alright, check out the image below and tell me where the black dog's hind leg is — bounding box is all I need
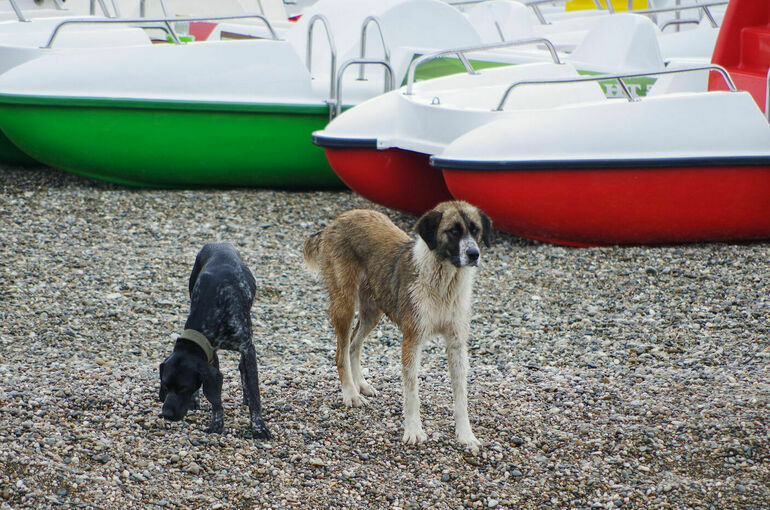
[240,343,271,439]
[238,358,248,407]
[201,361,224,434]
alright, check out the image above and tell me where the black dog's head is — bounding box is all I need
[158,348,217,422]
[415,200,492,268]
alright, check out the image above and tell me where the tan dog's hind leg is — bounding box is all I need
[329,275,367,408]
[349,287,381,397]
[445,327,480,452]
[401,331,427,444]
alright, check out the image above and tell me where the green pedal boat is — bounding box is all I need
[0,37,351,188]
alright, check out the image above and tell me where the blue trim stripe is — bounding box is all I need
[431,156,770,171]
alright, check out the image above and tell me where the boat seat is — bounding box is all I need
[738,25,770,73]
[710,0,770,112]
[566,13,665,74]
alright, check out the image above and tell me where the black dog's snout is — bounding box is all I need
[466,246,480,263]
[160,406,182,421]
[160,393,187,422]
[160,407,181,421]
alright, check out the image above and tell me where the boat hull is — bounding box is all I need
[323,146,452,215]
[0,95,343,189]
[0,130,38,166]
[442,164,770,246]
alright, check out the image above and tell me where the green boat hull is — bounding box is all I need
[0,130,39,167]
[0,95,343,189]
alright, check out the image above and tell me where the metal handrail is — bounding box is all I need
[634,1,727,28]
[597,0,613,14]
[766,68,770,124]
[523,0,608,24]
[139,0,169,18]
[446,0,488,5]
[405,37,562,95]
[660,19,701,32]
[41,14,279,49]
[306,14,337,103]
[495,64,737,111]
[358,16,390,81]
[109,0,121,17]
[88,0,117,17]
[8,0,28,22]
[135,23,175,41]
[335,58,394,118]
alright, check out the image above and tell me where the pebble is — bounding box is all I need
[0,167,767,509]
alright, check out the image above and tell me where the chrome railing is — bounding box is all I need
[139,0,168,18]
[8,0,28,22]
[405,37,562,95]
[89,0,121,17]
[358,16,389,81]
[766,68,770,124]
[41,14,279,48]
[522,0,608,25]
[660,19,702,31]
[495,64,736,111]
[306,14,337,103]
[335,58,394,118]
[634,1,727,28]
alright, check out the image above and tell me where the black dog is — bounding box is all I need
[159,243,270,439]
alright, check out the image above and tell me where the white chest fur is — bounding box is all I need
[408,238,476,337]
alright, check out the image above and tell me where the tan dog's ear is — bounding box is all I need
[480,211,493,248]
[415,210,443,250]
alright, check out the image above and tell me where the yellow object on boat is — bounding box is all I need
[566,0,648,11]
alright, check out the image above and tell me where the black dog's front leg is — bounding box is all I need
[197,352,220,411]
[241,344,271,439]
[201,364,224,434]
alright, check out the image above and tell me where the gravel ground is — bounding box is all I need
[0,165,768,510]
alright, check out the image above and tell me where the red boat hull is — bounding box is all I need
[324,147,452,216]
[442,165,770,246]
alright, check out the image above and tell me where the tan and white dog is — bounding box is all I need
[303,201,491,450]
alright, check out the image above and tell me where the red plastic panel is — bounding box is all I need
[711,0,770,111]
[443,165,770,246]
[325,147,453,216]
[189,22,217,41]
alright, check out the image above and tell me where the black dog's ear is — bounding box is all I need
[415,210,443,250]
[480,211,493,248]
[158,362,167,402]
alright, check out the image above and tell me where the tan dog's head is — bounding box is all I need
[415,201,492,268]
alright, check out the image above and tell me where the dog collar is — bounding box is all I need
[178,329,214,364]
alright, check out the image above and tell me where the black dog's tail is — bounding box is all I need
[302,231,323,275]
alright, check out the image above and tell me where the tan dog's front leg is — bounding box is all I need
[445,329,480,452]
[401,332,426,444]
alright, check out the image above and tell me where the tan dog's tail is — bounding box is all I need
[303,231,323,275]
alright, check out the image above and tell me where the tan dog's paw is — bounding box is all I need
[402,426,427,445]
[342,391,369,408]
[358,381,377,397]
[457,433,481,453]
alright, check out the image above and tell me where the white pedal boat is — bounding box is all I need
[313,48,770,246]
